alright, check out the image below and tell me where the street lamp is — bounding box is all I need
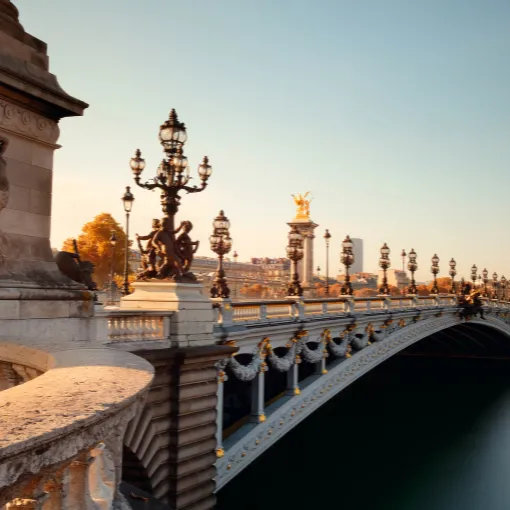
[379,243,391,295]
[120,186,134,295]
[407,248,418,295]
[482,268,489,297]
[286,225,304,297]
[324,229,331,296]
[233,250,238,263]
[109,231,117,303]
[492,272,498,300]
[501,276,507,301]
[340,235,354,295]
[471,264,477,288]
[129,109,213,281]
[449,258,457,294]
[401,249,406,272]
[209,211,232,299]
[430,254,440,295]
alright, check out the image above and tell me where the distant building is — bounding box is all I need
[351,238,363,274]
[378,269,409,289]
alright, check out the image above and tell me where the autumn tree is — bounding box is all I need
[62,213,129,288]
[427,277,452,294]
[416,285,429,296]
[355,288,378,297]
[240,284,270,299]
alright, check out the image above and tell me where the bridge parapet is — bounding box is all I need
[0,345,154,509]
[214,297,510,490]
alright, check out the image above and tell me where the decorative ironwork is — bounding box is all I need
[324,229,331,295]
[492,272,498,300]
[130,109,212,282]
[449,258,457,294]
[501,276,507,301]
[430,254,440,295]
[210,211,232,299]
[340,235,354,295]
[378,243,390,295]
[482,268,489,297]
[286,226,304,296]
[406,248,418,295]
[121,186,134,295]
[471,264,477,288]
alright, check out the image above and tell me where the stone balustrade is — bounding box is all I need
[0,343,153,509]
[215,295,463,327]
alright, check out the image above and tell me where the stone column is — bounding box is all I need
[0,1,95,351]
[287,219,318,295]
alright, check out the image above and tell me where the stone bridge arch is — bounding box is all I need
[216,314,510,490]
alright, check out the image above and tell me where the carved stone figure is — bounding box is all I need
[175,220,199,272]
[0,136,10,214]
[135,219,161,279]
[291,191,312,219]
[55,250,97,290]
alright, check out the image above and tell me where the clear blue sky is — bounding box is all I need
[16,0,510,281]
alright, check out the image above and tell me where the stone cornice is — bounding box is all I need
[0,98,59,144]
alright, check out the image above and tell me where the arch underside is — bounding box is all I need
[216,313,510,490]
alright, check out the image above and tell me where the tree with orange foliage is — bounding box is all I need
[240,284,270,299]
[416,285,430,296]
[62,213,129,288]
[329,283,342,297]
[355,288,378,297]
[428,277,452,294]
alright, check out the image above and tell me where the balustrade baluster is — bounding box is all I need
[215,367,226,458]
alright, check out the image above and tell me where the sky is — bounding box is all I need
[15,0,510,281]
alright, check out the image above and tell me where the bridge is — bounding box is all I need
[2,3,510,509]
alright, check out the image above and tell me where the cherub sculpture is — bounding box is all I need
[175,221,199,273]
[136,219,161,279]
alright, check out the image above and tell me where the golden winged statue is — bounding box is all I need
[292,192,312,220]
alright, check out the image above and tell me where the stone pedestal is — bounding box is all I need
[0,1,95,351]
[121,282,215,347]
[287,218,318,296]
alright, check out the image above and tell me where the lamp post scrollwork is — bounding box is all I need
[471,264,477,289]
[449,258,457,295]
[501,275,507,301]
[130,109,212,282]
[340,235,354,296]
[324,229,331,296]
[430,254,440,295]
[492,272,498,300]
[209,211,232,299]
[406,248,418,295]
[286,226,304,297]
[378,243,391,295]
[482,268,489,297]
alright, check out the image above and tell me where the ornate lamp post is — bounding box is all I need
[401,249,406,272]
[209,211,232,299]
[121,186,134,295]
[459,277,466,295]
[233,250,238,263]
[324,229,331,296]
[109,231,117,302]
[378,243,391,295]
[286,226,304,296]
[340,235,354,295]
[407,248,418,295]
[449,258,457,294]
[471,264,477,288]
[430,254,440,295]
[317,265,321,278]
[482,268,489,297]
[129,109,213,281]
[492,272,498,299]
[501,276,507,301]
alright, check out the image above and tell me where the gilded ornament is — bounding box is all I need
[259,414,266,423]
[291,192,313,220]
[294,387,300,395]
[216,448,225,458]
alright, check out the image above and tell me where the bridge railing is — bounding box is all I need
[215,295,461,326]
[0,344,153,508]
[97,309,173,345]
